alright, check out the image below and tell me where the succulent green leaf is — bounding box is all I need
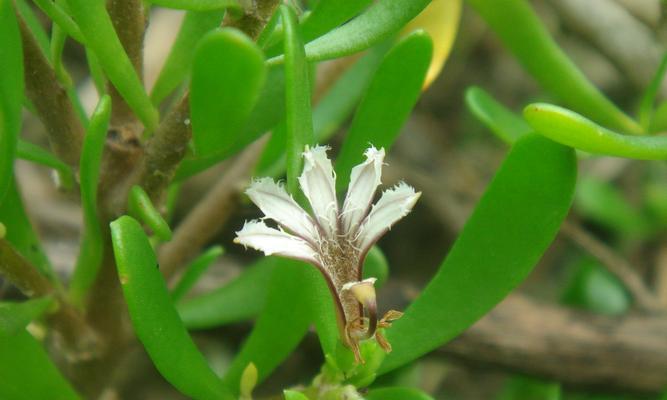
[365,387,434,400]
[0,297,54,335]
[222,260,321,394]
[465,86,532,143]
[175,65,286,180]
[67,0,158,130]
[639,52,667,131]
[269,0,430,63]
[32,0,84,43]
[283,390,309,400]
[467,0,641,135]
[177,258,275,329]
[14,0,50,60]
[147,0,240,11]
[335,31,432,189]
[281,4,314,194]
[0,330,81,400]
[0,0,23,203]
[128,185,172,242]
[110,216,232,400]
[69,96,111,302]
[171,246,224,302]
[191,28,266,157]
[0,179,53,278]
[380,135,576,373]
[150,10,225,105]
[524,103,667,159]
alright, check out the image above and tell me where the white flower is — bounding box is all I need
[234,145,420,361]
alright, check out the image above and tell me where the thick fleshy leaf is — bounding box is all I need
[281,4,314,195]
[67,0,158,130]
[222,260,324,394]
[16,140,74,190]
[0,330,81,400]
[0,0,23,203]
[171,246,223,302]
[335,31,432,190]
[0,297,53,335]
[151,10,225,105]
[14,0,50,59]
[191,28,266,157]
[524,103,667,159]
[110,216,232,400]
[467,0,640,134]
[69,96,111,302]
[0,179,53,278]
[380,135,576,373]
[147,0,239,11]
[177,258,275,329]
[283,390,310,400]
[128,185,172,242]
[269,0,430,63]
[465,86,532,143]
[174,65,286,180]
[365,387,434,400]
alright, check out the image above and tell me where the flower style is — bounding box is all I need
[234,145,420,362]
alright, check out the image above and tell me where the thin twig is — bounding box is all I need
[159,137,267,281]
[561,221,662,312]
[17,13,84,167]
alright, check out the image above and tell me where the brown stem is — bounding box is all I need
[226,0,282,41]
[561,221,662,312]
[442,293,667,394]
[159,137,267,281]
[0,238,53,297]
[106,0,147,127]
[17,12,84,167]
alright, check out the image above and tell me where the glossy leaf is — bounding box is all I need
[128,185,172,242]
[465,86,531,143]
[401,0,462,88]
[366,387,434,400]
[69,96,111,302]
[150,10,225,105]
[380,135,576,373]
[467,0,641,135]
[111,216,232,400]
[524,103,667,159]
[171,246,223,302]
[0,179,53,278]
[0,0,23,203]
[32,0,84,43]
[222,260,321,394]
[0,330,81,400]
[147,0,239,11]
[17,140,74,190]
[191,28,266,157]
[335,31,432,189]
[67,0,158,130]
[269,0,430,63]
[177,258,275,329]
[281,4,314,194]
[175,65,286,180]
[0,297,54,335]
[256,43,388,177]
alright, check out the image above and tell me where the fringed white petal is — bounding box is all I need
[341,147,385,236]
[245,177,319,242]
[357,182,421,252]
[234,220,319,264]
[298,145,338,238]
